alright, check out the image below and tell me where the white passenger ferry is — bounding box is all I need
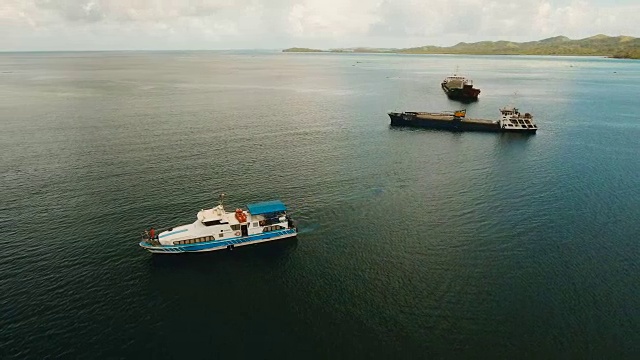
[139,195,297,254]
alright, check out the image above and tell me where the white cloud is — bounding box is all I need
[287,0,378,37]
[0,0,638,50]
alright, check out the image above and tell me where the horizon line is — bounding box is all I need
[1,33,636,53]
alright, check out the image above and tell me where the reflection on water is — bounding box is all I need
[496,132,535,148]
[149,237,299,269]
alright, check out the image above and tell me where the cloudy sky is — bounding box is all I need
[1,0,639,51]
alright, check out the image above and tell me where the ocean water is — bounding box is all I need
[0,51,639,358]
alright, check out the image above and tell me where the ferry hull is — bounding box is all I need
[139,228,297,254]
[389,113,499,132]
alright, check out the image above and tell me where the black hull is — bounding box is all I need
[388,114,536,134]
[441,83,480,102]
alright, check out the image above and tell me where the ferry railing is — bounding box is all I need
[140,226,174,245]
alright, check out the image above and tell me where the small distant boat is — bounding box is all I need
[388,106,537,133]
[441,73,481,102]
[139,195,297,254]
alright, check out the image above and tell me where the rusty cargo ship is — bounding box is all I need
[441,74,481,102]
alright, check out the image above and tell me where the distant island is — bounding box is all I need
[282,47,325,53]
[283,35,640,59]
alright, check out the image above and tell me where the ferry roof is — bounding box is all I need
[247,200,287,215]
[500,106,519,113]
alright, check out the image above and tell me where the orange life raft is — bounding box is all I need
[235,208,247,223]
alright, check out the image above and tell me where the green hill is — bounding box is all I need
[282,47,324,53]
[283,35,640,59]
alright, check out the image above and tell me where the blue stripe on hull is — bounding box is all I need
[140,229,297,254]
[158,228,188,238]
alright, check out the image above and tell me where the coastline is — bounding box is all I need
[282,35,640,59]
[282,49,639,60]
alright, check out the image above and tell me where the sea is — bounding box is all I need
[0,51,639,358]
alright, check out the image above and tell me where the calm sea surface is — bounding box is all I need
[1,51,639,358]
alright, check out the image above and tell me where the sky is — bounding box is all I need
[1,0,639,51]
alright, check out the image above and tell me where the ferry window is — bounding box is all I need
[219,234,223,238]
[203,220,221,226]
[253,222,259,227]
[231,224,240,231]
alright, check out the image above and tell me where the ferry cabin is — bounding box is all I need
[140,200,296,253]
[499,107,538,131]
[443,75,473,86]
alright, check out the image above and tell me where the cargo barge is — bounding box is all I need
[388,107,537,133]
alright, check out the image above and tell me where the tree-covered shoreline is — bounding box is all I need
[283,35,640,59]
